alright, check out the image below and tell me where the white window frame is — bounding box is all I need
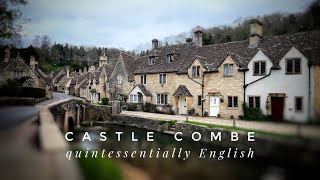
[130,94,138,103]
[141,74,147,85]
[157,94,168,105]
[224,64,234,76]
[248,96,261,109]
[166,54,174,63]
[253,61,266,76]
[286,58,301,75]
[159,73,167,84]
[117,75,122,85]
[192,66,200,78]
[149,56,155,65]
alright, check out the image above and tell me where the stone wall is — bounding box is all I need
[85,104,112,122]
[107,115,317,162]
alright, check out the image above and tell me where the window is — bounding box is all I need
[117,75,122,85]
[224,64,234,76]
[248,96,260,109]
[198,95,202,106]
[140,75,147,84]
[228,96,238,108]
[286,58,301,74]
[13,70,23,78]
[166,54,174,63]
[295,97,303,112]
[130,94,138,103]
[159,73,167,84]
[192,66,200,78]
[149,56,155,65]
[157,94,168,105]
[253,61,266,75]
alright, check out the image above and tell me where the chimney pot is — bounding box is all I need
[152,39,159,49]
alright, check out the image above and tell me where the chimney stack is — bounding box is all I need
[66,67,70,78]
[193,26,204,47]
[30,56,38,69]
[152,39,159,49]
[4,48,10,62]
[249,19,263,48]
[79,69,83,75]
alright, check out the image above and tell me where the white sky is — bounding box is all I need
[19,0,314,50]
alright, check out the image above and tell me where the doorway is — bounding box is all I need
[271,97,284,121]
[178,96,187,114]
[209,96,219,116]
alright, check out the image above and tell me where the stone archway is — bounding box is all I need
[68,117,75,132]
[97,116,103,122]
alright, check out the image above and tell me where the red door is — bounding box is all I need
[271,97,284,121]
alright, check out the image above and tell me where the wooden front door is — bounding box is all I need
[209,96,220,116]
[179,96,187,114]
[271,97,284,121]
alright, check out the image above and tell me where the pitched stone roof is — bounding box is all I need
[173,85,193,97]
[137,84,152,96]
[134,30,320,74]
[134,43,194,74]
[120,52,136,81]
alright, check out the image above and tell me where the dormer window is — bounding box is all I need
[149,56,155,65]
[166,54,174,63]
[286,58,301,74]
[253,61,266,76]
[192,66,200,78]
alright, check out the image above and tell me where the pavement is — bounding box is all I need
[121,111,320,139]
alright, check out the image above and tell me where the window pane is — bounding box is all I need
[234,96,238,107]
[159,74,162,84]
[141,75,143,84]
[254,62,260,74]
[255,97,260,109]
[197,66,200,77]
[192,67,196,77]
[295,59,301,73]
[144,75,146,84]
[157,94,160,104]
[261,62,266,74]
[198,96,202,106]
[164,94,168,104]
[224,64,228,76]
[163,74,166,84]
[228,96,232,107]
[287,60,293,73]
[296,97,302,111]
[249,97,254,108]
[229,64,234,75]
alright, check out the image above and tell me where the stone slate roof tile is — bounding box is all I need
[137,84,152,96]
[121,52,137,81]
[133,30,320,74]
[173,85,193,97]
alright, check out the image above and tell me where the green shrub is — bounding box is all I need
[78,156,123,180]
[101,97,109,105]
[143,102,151,112]
[0,79,45,98]
[127,103,137,111]
[242,102,266,120]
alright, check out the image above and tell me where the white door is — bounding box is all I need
[210,96,219,116]
[179,96,187,114]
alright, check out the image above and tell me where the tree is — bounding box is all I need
[0,0,28,38]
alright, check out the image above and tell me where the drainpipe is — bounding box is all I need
[243,71,246,117]
[308,62,311,123]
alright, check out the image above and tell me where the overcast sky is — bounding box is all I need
[19,0,314,50]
